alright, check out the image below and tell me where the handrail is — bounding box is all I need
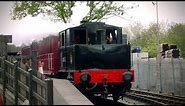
[17,67,29,76]
[32,76,47,87]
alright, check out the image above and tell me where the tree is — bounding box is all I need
[123,22,143,41]
[166,23,185,58]
[125,22,169,58]
[11,1,138,23]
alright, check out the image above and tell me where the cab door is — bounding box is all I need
[96,29,106,44]
[59,30,67,71]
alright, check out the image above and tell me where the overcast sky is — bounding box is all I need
[0,1,185,46]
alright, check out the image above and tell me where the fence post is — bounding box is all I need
[31,51,37,104]
[45,78,53,105]
[28,68,33,105]
[2,56,6,105]
[13,61,18,105]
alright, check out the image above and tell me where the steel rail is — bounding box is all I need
[127,89,185,105]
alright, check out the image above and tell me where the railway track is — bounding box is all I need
[88,96,127,105]
[121,89,185,105]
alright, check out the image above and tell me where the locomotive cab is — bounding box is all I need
[59,22,130,71]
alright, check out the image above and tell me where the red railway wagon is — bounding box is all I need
[37,36,60,75]
[21,36,60,75]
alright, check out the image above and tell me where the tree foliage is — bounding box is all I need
[83,1,136,22]
[11,1,138,23]
[126,22,169,58]
[166,23,185,58]
[123,22,143,40]
[126,22,185,58]
[11,1,75,23]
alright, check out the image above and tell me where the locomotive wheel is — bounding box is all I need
[112,82,131,102]
[112,94,119,102]
[112,88,127,102]
[112,89,121,102]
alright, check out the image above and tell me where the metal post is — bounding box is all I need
[156,1,160,52]
[45,79,53,105]
[156,1,162,93]
[171,57,176,94]
[14,61,18,105]
[154,1,162,93]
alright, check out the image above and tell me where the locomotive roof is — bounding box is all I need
[72,22,121,29]
[58,22,121,34]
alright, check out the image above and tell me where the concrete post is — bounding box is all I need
[137,53,140,89]
[171,58,176,94]
[147,58,150,90]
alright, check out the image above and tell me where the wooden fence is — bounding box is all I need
[0,51,53,105]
